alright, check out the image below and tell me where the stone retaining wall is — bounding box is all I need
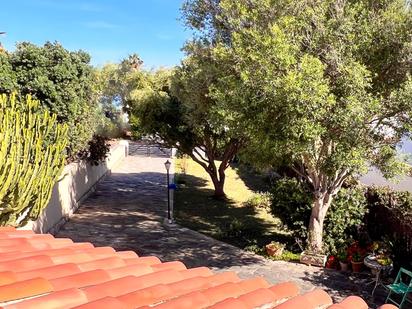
[20,140,129,234]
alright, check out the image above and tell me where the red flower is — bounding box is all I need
[326,255,338,269]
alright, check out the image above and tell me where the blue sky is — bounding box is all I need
[0,0,189,68]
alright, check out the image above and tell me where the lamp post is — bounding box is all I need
[164,160,172,223]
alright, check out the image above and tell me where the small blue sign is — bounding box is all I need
[168,183,177,190]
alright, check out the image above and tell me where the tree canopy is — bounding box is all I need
[0,42,99,159]
[129,46,248,197]
[184,0,412,252]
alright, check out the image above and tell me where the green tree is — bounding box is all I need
[94,54,147,138]
[96,54,146,112]
[6,42,98,159]
[0,52,16,93]
[0,94,68,226]
[186,0,412,251]
[130,61,246,198]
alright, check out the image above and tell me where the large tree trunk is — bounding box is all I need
[211,176,226,199]
[307,193,333,253]
[189,139,242,200]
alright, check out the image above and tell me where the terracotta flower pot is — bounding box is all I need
[339,261,349,271]
[265,244,284,257]
[300,251,327,267]
[351,261,363,273]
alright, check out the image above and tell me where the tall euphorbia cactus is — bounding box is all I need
[0,93,68,226]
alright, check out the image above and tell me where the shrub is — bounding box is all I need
[0,94,68,226]
[270,177,368,254]
[244,192,272,209]
[78,135,111,166]
[365,186,412,270]
[270,178,312,241]
[325,186,368,253]
[217,218,265,248]
[5,42,99,159]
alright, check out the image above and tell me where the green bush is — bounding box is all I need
[0,94,68,226]
[270,178,312,241]
[2,42,100,160]
[270,177,368,254]
[365,186,412,270]
[78,135,110,166]
[244,192,272,209]
[326,186,368,253]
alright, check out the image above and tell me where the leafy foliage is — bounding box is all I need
[365,186,412,270]
[0,94,68,226]
[78,135,110,166]
[129,64,246,197]
[244,192,272,209]
[94,54,146,137]
[183,0,412,250]
[0,42,100,159]
[270,177,368,254]
[0,52,16,93]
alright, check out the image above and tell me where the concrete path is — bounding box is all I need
[57,142,386,307]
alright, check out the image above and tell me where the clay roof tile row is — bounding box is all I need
[0,227,396,309]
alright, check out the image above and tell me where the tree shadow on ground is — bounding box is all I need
[301,268,389,308]
[229,162,271,193]
[174,173,293,252]
[58,171,278,269]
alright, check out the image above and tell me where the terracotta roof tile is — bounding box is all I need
[104,264,153,278]
[328,295,368,309]
[152,290,211,309]
[50,269,111,291]
[77,256,126,271]
[274,289,333,309]
[151,261,186,271]
[4,288,89,309]
[0,229,393,309]
[16,263,82,281]
[124,255,161,265]
[0,277,54,302]
[237,287,281,307]
[71,296,131,309]
[269,282,300,300]
[0,271,17,286]
[0,255,54,272]
[206,297,248,309]
[377,305,399,309]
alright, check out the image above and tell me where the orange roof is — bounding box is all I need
[0,227,396,309]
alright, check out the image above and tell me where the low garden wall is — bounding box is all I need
[19,140,129,234]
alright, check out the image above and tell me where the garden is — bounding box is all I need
[0,43,135,226]
[174,155,412,274]
[0,0,411,296]
[130,0,412,278]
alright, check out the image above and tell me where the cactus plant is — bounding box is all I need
[0,93,68,226]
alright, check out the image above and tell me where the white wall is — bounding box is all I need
[19,140,129,234]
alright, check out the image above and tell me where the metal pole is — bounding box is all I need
[167,169,170,220]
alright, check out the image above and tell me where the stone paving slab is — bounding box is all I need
[57,142,387,307]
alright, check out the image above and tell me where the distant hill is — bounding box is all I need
[359,138,412,192]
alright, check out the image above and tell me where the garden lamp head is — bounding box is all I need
[164,160,171,172]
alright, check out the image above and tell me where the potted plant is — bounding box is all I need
[265,241,285,258]
[300,250,327,267]
[337,249,349,271]
[325,255,338,269]
[351,251,364,272]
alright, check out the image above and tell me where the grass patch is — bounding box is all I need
[174,156,296,259]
